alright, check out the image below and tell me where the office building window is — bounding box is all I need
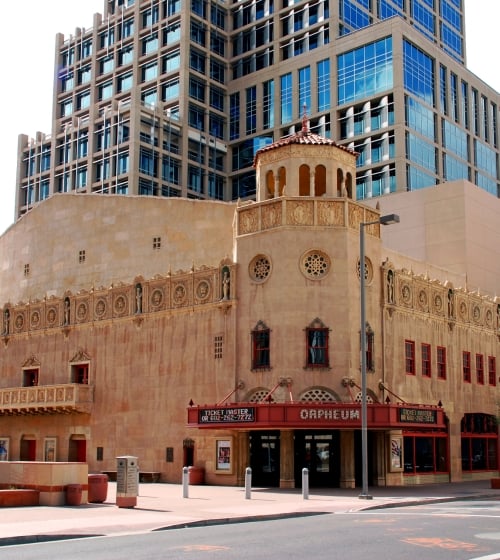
[190,48,206,74]
[142,33,158,55]
[164,78,180,102]
[101,55,114,75]
[403,40,434,107]
[338,37,393,105]
[246,86,257,135]
[188,165,203,193]
[210,86,224,112]
[298,66,311,117]
[142,62,158,83]
[61,99,73,117]
[79,65,92,84]
[281,72,293,124]
[230,93,240,140]
[99,81,113,100]
[165,21,181,44]
[317,59,330,112]
[210,58,225,84]
[189,104,205,131]
[263,80,274,130]
[189,76,206,102]
[121,18,134,39]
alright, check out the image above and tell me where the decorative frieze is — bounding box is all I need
[383,264,498,332]
[1,263,234,337]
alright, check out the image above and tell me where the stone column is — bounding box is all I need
[236,431,250,486]
[279,430,295,488]
[339,431,355,488]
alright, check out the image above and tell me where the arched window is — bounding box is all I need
[336,168,343,196]
[345,173,353,198]
[299,164,310,196]
[314,165,326,196]
[278,166,286,195]
[266,170,275,198]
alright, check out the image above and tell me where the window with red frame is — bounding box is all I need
[488,356,497,386]
[421,343,431,377]
[306,319,330,368]
[251,321,270,370]
[405,340,415,375]
[463,351,471,383]
[476,353,484,385]
[461,413,498,471]
[360,322,374,372]
[437,346,446,379]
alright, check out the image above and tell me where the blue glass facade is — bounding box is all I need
[338,37,393,105]
[403,40,434,107]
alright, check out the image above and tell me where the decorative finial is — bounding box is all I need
[301,104,309,134]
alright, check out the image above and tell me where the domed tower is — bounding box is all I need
[253,113,358,201]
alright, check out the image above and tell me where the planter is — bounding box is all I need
[188,466,205,485]
[88,474,109,503]
[0,489,40,507]
[65,484,83,506]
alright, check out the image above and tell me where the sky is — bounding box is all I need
[0,0,497,237]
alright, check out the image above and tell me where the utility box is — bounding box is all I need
[116,455,138,508]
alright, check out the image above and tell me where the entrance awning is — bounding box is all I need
[187,402,446,430]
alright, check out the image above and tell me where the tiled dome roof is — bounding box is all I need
[253,113,357,167]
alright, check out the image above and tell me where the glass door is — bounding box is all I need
[295,432,339,487]
[250,432,280,487]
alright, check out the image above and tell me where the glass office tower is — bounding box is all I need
[15,0,499,219]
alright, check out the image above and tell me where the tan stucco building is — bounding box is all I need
[1,125,498,488]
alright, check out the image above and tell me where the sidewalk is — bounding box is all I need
[1,480,498,546]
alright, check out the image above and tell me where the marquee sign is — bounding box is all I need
[399,407,437,424]
[188,402,446,430]
[199,407,255,424]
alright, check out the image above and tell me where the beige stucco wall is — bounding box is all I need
[367,180,500,297]
[0,194,236,306]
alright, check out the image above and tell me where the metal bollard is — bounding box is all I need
[182,466,189,498]
[245,467,252,500]
[302,468,309,500]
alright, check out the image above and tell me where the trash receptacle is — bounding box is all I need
[65,484,83,506]
[88,474,109,503]
[188,466,205,485]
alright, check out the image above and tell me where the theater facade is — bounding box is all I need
[0,121,498,488]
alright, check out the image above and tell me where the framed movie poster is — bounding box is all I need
[0,437,9,461]
[44,437,57,462]
[215,438,232,473]
[390,435,403,471]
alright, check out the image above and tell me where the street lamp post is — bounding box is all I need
[359,213,399,500]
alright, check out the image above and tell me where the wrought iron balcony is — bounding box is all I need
[0,384,94,415]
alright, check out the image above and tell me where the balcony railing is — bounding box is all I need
[0,384,94,416]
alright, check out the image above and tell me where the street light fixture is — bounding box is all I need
[359,213,399,500]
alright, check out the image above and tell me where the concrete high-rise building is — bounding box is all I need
[15,0,499,220]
